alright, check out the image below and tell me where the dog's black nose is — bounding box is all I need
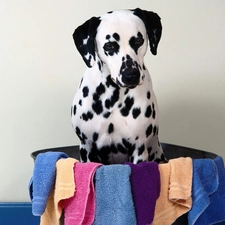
[122,69,140,86]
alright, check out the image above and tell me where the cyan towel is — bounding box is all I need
[126,162,160,225]
[29,152,68,216]
[93,165,137,225]
[192,156,225,225]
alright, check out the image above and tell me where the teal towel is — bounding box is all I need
[93,165,136,225]
[29,152,68,216]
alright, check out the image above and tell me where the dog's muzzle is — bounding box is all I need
[122,68,140,87]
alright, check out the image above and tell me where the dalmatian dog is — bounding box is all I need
[71,8,166,164]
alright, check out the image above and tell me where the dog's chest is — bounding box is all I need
[71,71,159,145]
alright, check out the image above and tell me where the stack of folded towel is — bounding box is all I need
[29,152,225,225]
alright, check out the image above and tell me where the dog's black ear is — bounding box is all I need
[133,8,162,55]
[73,17,101,67]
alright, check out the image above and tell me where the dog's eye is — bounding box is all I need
[104,42,115,51]
[135,37,144,46]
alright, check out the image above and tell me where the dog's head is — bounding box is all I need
[73,8,162,88]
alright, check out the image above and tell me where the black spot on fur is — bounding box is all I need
[92,83,105,114]
[137,159,143,164]
[82,86,89,97]
[132,108,141,119]
[93,132,99,142]
[143,64,146,70]
[75,126,81,136]
[105,87,120,109]
[120,96,134,117]
[147,91,151,99]
[96,83,106,95]
[122,138,136,156]
[76,127,87,145]
[130,156,134,163]
[153,125,157,136]
[113,33,120,41]
[92,101,103,114]
[124,88,129,95]
[89,143,100,163]
[108,123,114,134]
[79,100,82,106]
[79,78,83,88]
[152,103,156,119]
[145,105,152,118]
[111,144,118,154]
[105,99,110,109]
[146,124,153,138]
[106,75,118,88]
[138,144,145,156]
[82,111,93,121]
[80,148,88,162]
[103,111,111,118]
[98,146,111,164]
[149,152,155,161]
[117,143,127,154]
[73,105,77,116]
[106,34,110,39]
[97,61,102,71]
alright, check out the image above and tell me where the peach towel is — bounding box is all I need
[40,158,79,225]
[152,157,192,225]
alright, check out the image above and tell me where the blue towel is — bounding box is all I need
[93,165,136,225]
[194,156,225,225]
[29,152,68,216]
[188,158,219,225]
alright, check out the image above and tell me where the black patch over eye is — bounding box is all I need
[104,42,115,51]
[135,37,144,46]
[129,32,144,54]
[103,42,120,56]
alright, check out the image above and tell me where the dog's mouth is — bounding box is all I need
[111,77,137,89]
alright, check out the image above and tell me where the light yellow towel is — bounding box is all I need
[152,157,192,225]
[40,158,79,225]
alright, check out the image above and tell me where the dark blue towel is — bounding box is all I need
[29,152,68,216]
[195,156,225,225]
[188,158,219,225]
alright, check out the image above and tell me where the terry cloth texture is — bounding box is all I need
[93,164,137,225]
[64,162,102,225]
[192,156,225,225]
[153,157,192,225]
[188,158,219,225]
[40,158,79,225]
[29,152,68,216]
[126,162,160,225]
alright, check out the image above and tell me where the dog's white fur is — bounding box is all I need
[71,9,166,164]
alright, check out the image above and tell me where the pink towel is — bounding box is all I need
[64,162,102,225]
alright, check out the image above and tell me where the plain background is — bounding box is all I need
[0,0,225,201]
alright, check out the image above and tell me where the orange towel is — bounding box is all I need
[152,157,192,225]
[40,158,79,225]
